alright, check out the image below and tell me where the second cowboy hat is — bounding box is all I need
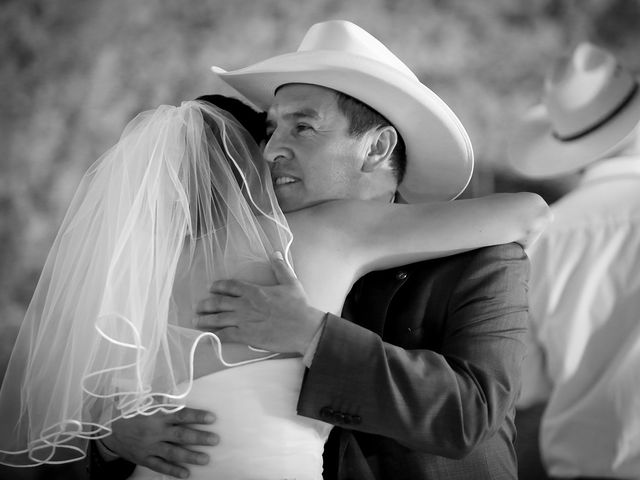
[211,20,474,202]
[508,42,640,178]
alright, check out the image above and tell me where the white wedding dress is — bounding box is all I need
[128,357,331,480]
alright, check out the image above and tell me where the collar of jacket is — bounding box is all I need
[342,265,414,335]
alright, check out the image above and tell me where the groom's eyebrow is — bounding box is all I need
[267,108,321,125]
[285,108,321,121]
[266,108,320,132]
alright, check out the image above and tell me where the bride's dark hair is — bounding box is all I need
[195,94,267,144]
[189,95,270,236]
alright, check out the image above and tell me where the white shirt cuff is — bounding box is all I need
[302,314,327,368]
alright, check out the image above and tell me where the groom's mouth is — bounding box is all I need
[273,175,300,188]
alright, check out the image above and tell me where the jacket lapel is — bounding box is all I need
[343,268,410,335]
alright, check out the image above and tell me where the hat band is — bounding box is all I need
[552,81,638,142]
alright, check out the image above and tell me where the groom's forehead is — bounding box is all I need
[266,109,320,130]
[267,86,339,124]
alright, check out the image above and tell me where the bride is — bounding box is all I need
[0,95,549,479]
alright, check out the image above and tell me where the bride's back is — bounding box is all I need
[169,205,362,379]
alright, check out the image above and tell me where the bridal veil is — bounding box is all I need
[0,100,292,466]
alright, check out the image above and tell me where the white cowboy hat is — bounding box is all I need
[508,42,640,178]
[211,20,473,202]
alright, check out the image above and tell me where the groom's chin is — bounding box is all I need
[274,193,300,214]
[279,201,300,214]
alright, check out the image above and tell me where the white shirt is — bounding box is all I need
[518,155,640,479]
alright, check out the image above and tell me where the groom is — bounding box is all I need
[91,21,530,480]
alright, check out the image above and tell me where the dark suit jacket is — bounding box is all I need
[297,243,530,480]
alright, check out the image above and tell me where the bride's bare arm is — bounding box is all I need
[297,192,551,273]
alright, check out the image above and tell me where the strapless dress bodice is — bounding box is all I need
[129,357,331,480]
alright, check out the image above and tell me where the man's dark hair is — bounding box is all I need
[333,91,407,185]
[195,94,267,144]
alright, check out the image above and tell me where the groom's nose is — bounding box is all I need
[263,130,290,165]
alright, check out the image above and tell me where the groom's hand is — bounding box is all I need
[102,408,218,479]
[195,253,325,354]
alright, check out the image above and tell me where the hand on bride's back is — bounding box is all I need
[103,408,218,479]
[195,253,325,355]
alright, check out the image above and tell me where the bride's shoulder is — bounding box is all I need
[285,199,402,251]
[286,199,390,226]
[285,200,368,239]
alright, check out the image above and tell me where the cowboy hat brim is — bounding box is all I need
[212,50,473,202]
[508,88,640,178]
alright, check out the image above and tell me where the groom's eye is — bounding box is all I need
[295,123,313,134]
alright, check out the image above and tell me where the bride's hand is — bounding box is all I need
[195,252,325,355]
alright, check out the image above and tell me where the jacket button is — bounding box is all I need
[352,415,362,425]
[334,412,346,423]
[319,406,334,419]
[396,271,407,280]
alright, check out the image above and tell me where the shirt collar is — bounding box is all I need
[581,154,640,185]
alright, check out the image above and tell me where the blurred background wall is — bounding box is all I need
[2,0,640,381]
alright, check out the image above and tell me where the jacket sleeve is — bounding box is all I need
[86,440,136,480]
[297,243,530,459]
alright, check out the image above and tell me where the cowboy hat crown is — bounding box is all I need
[297,20,416,78]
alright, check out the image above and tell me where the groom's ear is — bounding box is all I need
[361,126,398,173]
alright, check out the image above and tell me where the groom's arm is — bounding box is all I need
[195,244,529,455]
[298,244,529,456]
[87,440,136,480]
